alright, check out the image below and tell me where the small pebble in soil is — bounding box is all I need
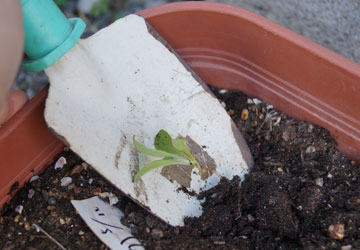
[14,205,23,214]
[151,229,164,239]
[247,98,254,104]
[98,192,109,199]
[328,223,345,240]
[227,109,234,116]
[305,145,316,154]
[266,104,274,110]
[54,156,67,170]
[252,98,262,104]
[14,215,20,223]
[27,189,35,199]
[108,193,119,206]
[24,222,31,231]
[60,177,72,187]
[81,162,89,170]
[315,177,324,187]
[48,197,57,205]
[241,109,249,120]
[247,214,255,222]
[29,175,39,183]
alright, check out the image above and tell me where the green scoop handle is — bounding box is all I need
[21,0,86,72]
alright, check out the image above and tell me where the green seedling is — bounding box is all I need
[90,0,110,18]
[113,11,125,21]
[133,129,207,182]
[54,0,67,7]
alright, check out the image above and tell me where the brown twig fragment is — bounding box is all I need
[32,223,67,250]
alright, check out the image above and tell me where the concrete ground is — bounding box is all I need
[15,0,360,97]
[210,0,360,64]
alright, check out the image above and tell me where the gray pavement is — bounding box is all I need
[210,0,360,64]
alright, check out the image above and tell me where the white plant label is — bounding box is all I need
[71,196,144,250]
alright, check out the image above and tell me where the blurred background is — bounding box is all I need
[15,0,360,98]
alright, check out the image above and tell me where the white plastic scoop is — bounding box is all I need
[44,14,253,226]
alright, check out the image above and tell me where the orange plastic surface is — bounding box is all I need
[0,87,63,209]
[140,2,360,160]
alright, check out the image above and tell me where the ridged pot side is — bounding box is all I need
[139,2,360,161]
[0,87,64,209]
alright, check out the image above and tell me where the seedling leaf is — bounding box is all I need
[133,136,181,158]
[163,157,191,164]
[133,159,190,182]
[154,130,189,160]
[133,129,207,181]
[173,137,186,151]
[173,137,201,170]
[173,138,192,158]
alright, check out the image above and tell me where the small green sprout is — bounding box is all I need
[133,129,207,182]
[113,11,125,21]
[54,0,67,7]
[89,0,110,18]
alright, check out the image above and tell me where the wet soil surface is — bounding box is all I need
[1,89,359,249]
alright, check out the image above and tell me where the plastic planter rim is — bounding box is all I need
[1,1,360,211]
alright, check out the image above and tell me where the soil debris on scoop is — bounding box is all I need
[1,88,360,249]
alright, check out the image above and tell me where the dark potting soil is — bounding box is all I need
[1,88,359,250]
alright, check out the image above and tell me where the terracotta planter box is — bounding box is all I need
[1,2,359,210]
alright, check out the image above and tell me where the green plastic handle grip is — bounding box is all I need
[21,0,86,72]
